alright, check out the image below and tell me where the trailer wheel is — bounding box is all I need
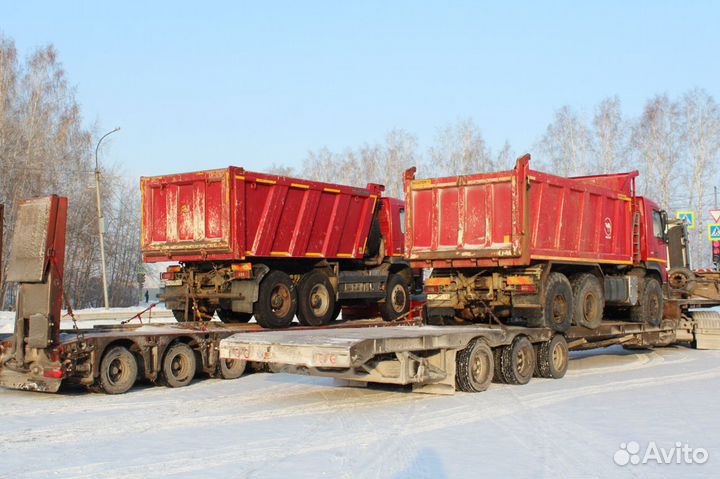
[99,346,138,394]
[217,309,253,323]
[534,334,568,379]
[161,342,197,388]
[501,336,536,385]
[380,273,410,322]
[254,270,297,328]
[456,339,494,392]
[570,273,603,329]
[297,270,337,326]
[527,272,573,332]
[219,358,247,380]
[631,277,663,327]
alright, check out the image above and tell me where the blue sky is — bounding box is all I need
[2,1,718,177]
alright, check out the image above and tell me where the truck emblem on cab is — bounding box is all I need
[604,217,613,239]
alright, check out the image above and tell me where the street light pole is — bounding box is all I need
[95,127,120,309]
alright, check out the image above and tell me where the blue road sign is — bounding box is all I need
[709,224,720,241]
[676,211,696,229]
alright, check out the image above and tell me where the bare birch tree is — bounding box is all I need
[632,94,683,210]
[592,96,629,173]
[428,118,493,176]
[0,35,143,308]
[538,105,592,176]
[679,89,720,268]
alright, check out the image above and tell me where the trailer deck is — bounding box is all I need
[219,315,719,394]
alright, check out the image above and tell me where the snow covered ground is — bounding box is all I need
[1,322,719,478]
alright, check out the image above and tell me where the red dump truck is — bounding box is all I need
[142,168,412,328]
[404,154,670,331]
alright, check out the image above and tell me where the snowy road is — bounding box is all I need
[1,344,719,478]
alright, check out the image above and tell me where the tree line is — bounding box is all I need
[0,36,142,309]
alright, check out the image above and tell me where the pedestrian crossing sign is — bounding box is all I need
[709,224,720,241]
[676,211,695,229]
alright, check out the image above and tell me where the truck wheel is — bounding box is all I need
[570,273,603,329]
[161,342,197,388]
[527,272,573,332]
[534,334,568,379]
[219,358,247,379]
[297,270,337,326]
[668,268,696,293]
[380,273,410,322]
[501,336,536,385]
[631,277,663,327]
[99,346,138,394]
[455,339,494,392]
[217,309,253,323]
[254,270,298,328]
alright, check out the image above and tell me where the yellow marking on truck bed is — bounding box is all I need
[323,188,341,193]
[256,178,277,185]
[290,183,310,189]
[532,254,634,265]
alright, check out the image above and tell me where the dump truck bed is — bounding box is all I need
[141,168,384,262]
[404,155,637,267]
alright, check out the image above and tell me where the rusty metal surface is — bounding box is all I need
[0,196,68,393]
[5,197,52,282]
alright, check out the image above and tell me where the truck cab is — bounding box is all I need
[635,196,669,281]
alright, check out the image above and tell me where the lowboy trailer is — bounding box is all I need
[219,312,720,395]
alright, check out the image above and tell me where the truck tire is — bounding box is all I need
[570,273,603,329]
[631,277,663,326]
[297,270,337,326]
[254,270,298,328]
[217,309,253,323]
[455,339,494,392]
[501,336,536,385]
[527,272,573,332]
[99,346,138,394]
[161,342,197,388]
[219,358,247,380]
[380,273,410,322]
[534,334,568,379]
